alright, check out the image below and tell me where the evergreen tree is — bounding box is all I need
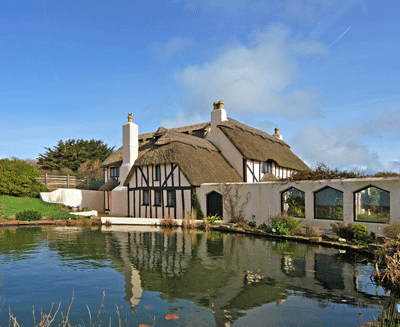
[38,139,114,172]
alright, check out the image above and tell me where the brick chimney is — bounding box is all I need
[120,113,138,184]
[273,127,283,140]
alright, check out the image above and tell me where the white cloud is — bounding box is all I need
[160,111,204,129]
[175,23,326,118]
[291,108,400,173]
[292,125,380,169]
[150,36,193,60]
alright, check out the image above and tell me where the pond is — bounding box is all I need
[0,226,391,326]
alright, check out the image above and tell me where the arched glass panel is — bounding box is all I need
[315,187,343,220]
[281,187,305,218]
[355,186,390,223]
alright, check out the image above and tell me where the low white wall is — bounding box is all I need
[197,178,400,234]
[101,216,203,226]
[40,188,104,212]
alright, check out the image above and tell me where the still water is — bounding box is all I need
[0,226,390,326]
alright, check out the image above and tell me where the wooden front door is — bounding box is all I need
[207,191,223,217]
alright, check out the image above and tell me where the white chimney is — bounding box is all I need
[273,127,283,140]
[211,101,227,131]
[120,113,138,184]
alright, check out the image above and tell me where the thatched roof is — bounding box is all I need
[98,177,119,191]
[102,117,309,175]
[218,119,310,171]
[101,122,210,168]
[101,147,123,168]
[124,131,242,186]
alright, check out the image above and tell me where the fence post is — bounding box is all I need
[45,174,48,187]
[67,174,69,189]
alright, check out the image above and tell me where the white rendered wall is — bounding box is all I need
[40,189,104,212]
[206,127,244,181]
[110,186,128,216]
[197,178,400,234]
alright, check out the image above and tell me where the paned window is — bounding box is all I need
[166,190,175,207]
[261,160,272,174]
[155,165,161,181]
[110,167,120,180]
[143,190,150,205]
[154,190,162,206]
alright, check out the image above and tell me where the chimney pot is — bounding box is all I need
[128,113,133,123]
[218,101,224,109]
[213,102,218,110]
[273,127,283,140]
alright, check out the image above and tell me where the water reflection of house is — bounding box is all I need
[102,227,387,326]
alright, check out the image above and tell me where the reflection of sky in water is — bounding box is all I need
[232,294,383,327]
[355,264,388,297]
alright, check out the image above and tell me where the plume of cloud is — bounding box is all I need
[175,23,326,119]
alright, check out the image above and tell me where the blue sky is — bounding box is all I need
[1,0,399,173]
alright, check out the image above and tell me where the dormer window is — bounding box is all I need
[110,167,120,181]
[261,160,273,174]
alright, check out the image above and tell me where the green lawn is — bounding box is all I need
[0,195,76,220]
[356,213,390,223]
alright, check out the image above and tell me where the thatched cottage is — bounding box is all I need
[100,101,309,218]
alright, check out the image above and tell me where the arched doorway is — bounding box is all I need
[207,191,223,217]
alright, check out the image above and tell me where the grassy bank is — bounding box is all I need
[0,195,76,220]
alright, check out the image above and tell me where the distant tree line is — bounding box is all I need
[38,139,114,172]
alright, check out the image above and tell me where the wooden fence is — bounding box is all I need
[37,174,91,190]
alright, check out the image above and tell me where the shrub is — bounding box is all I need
[331,222,354,240]
[191,193,204,219]
[258,222,272,233]
[287,163,366,181]
[330,222,373,245]
[82,207,91,212]
[16,210,42,221]
[257,215,301,235]
[0,158,48,197]
[206,215,220,225]
[248,221,257,228]
[270,215,301,236]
